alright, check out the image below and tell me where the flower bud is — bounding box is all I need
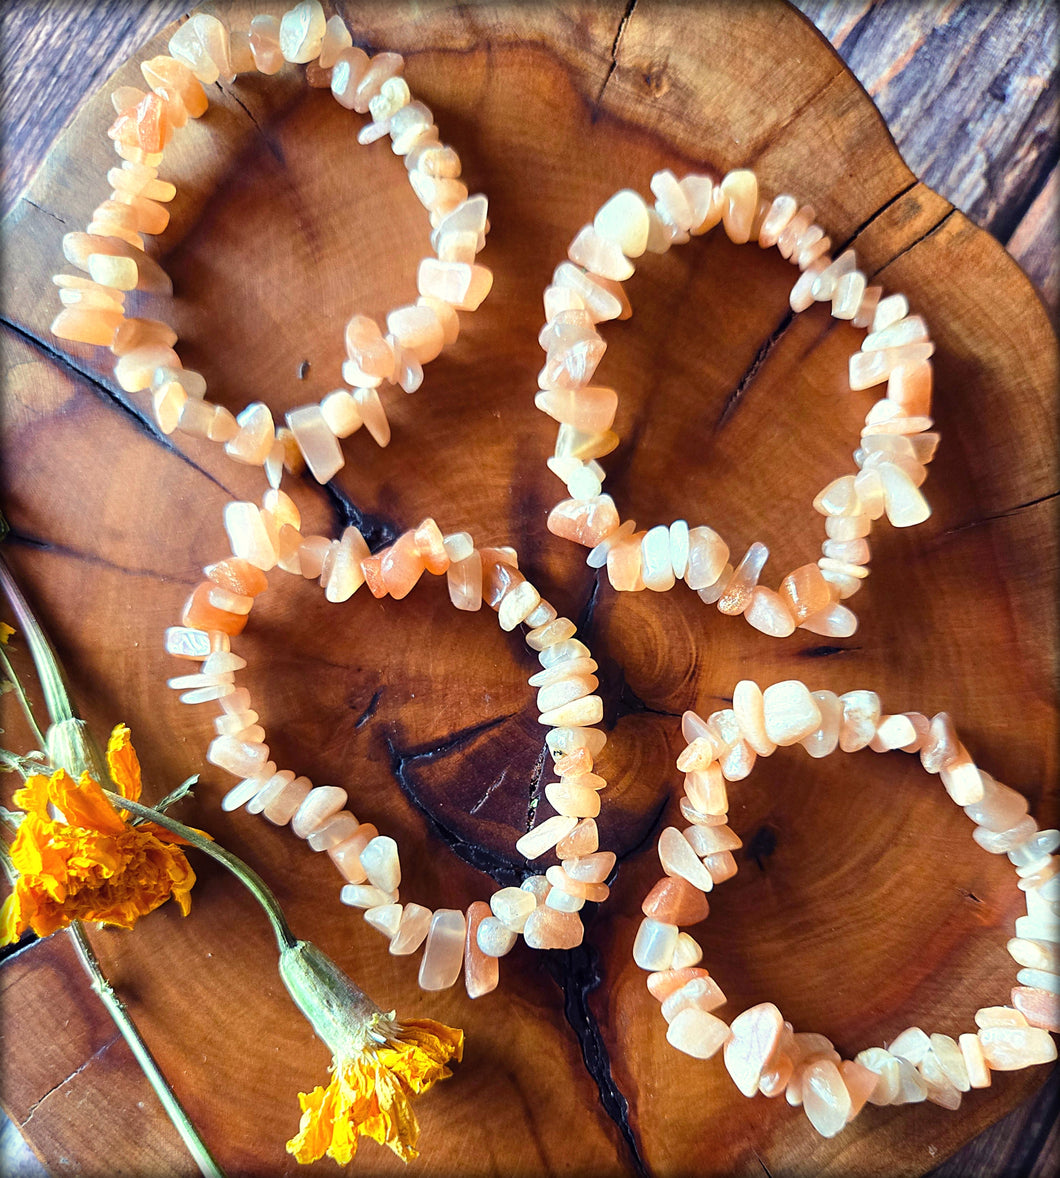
[278,939,398,1056]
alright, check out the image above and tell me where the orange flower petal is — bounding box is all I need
[105,724,142,802]
[47,769,126,835]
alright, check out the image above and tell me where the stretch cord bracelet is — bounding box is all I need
[49,1,492,487]
[629,677,1058,1138]
[535,169,939,641]
[164,488,620,998]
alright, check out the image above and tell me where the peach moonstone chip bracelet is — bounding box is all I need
[165,489,617,998]
[632,678,1057,1137]
[536,170,939,640]
[49,1,492,486]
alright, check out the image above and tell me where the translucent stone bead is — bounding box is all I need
[246,15,284,73]
[544,779,600,818]
[719,169,758,243]
[243,771,292,816]
[568,224,634,281]
[868,712,917,753]
[290,785,347,838]
[307,811,360,852]
[261,774,311,825]
[658,827,715,892]
[279,0,326,63]
[417,909,466,990]
[839,1059,878,1120]
[593,189,650,257]
[207,735,268,778]
[833,271,867,320]
[939,745,985,804]
[489,887,536,932]
[416,259,492,311]
[168,13,232,84]
[341,883,396,910]
[114,344,181,393]
[522,906,583,950]
[547,496,619,548]
[650,170,695,232]
[473,915,516,957]
[363,902,402,940]
[353,835,400,895]
[285,404,344,484]
[463,901,499,999]
[978,1026,1057,1070]
[499,580,541,631]
[223,502,277,572]
[745,586,796,637]
[975,1005,1028,1028]
[50,306,124,346]
[328,824,378,884]
[849,1047,898,1106]
[892,1057,928,1103]
[724,1003,784,1096]
[762,680,821,747]
[666,1008,731,1059]
[803,1059,852,1137]
[684,766,728,816]
[387,902,430,956]
[1011,986,1060,1032]
[800,691,841,758]
[837,690,881,752]
[717,542,768,615]
[730,680,774,757]
[562,850,615,884]
[638,525,675,592]
[514,814,576,860]
[220,767,276,812]
[607,531,646,591]
[538,695,603,728]
[545,724,606,758]
[958,1033,991,1088]
[1017,968,1060,994]
[973,815,1038,854]
[660,975,726,1022]
[875,460,931,527]
[927,1034,970,1091]
[545,865,608,902]
[963,774,1029,831]
[632,917,679,970]
[888,1026,932,1065]
[670,932,703,968]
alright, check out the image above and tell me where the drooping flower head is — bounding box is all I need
[1,725,196,943]
[279,939,463,1165]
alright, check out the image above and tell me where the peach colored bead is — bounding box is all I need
[547,495,620,547]
[641,876,710,926]
[464,901,499,999]
[328,822,379,883]
[724,1003,784,1096]
[290,786,347,839]
[181,582,248,637]
[666,1007,732,1060]
[555,818,599,858]
[263,775,312,825]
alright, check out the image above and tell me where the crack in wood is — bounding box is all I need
[351,686,383,729]
[21,1035,120,1125]
[714,306,795,433]
[800,643,862,658]
[321,481,398,551]
[867,208,957,279]
[2,527,198,585]
[542,941,651,1178]
[0,317,233,494]
[593,0,639,117]
[835,178,921,254]
[939,488,1060,539]
[385,719,525,885]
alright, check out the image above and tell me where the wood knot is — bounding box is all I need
[641,62,670,98]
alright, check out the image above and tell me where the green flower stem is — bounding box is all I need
[104,790,296,952]
[0,643,45,751]
[0,551,76,728]
[68,921,227,1178]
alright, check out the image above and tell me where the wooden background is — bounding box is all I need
[1,1,1057,1176]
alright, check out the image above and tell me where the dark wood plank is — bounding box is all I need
[793,0,1059,318]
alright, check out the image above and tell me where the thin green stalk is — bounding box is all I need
[0,643,46,750]
[105,790,296,951]
[0,552,76,728]
[68,922,227,1178]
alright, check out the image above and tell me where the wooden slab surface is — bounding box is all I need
[1,2,1057,1176]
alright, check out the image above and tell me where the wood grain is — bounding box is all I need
[1,1,1057,1176]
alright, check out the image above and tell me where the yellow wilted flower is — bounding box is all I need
[0,725,197,943]
[279,940,463,1165]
